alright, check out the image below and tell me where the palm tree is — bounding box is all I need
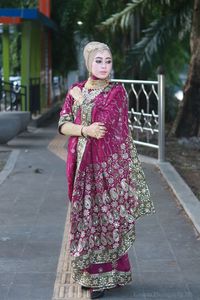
[100,0,200,137]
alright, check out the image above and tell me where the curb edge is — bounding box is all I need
[158,161,200,235]
[0,149,20,185]
[139,155,200,235]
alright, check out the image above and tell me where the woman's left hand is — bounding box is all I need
[83,122,107,139]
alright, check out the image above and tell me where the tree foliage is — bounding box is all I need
[100,0,200,137]
[100,0,192,84]
[51,0,132,76]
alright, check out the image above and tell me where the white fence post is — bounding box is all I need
[157,67,165,162]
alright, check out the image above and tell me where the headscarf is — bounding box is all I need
[83,41,112,72]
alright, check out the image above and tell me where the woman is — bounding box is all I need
[58,41,155,299]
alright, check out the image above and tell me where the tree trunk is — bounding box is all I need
[171,0,200,137]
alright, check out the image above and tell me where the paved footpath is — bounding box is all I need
[0,119,200,300]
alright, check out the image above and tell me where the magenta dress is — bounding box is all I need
[58,81,155,290]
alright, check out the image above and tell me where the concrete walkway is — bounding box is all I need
[0,119,200,300]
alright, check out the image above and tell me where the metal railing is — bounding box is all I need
[111,71,165,162]
[0,80,27,111]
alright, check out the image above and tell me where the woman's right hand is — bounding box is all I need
[83,122,107,139]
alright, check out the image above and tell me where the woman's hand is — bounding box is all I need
[83,122,107,139]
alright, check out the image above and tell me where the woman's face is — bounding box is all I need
[91,50,112,79]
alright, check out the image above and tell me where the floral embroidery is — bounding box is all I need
[73,269,132,290]
[59,81,155,290]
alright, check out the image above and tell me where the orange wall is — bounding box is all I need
[39,0,50,17]
[0,17,21,24]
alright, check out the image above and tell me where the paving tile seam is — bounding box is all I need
[48,134,67,161]
[152,210,184,277]
[131,242,147,298]
[49,136,200,299]
[0,149,20,185]
[156,218,199,293]
[48,134,90,299]
[52,206,90,299]
[139,155,200,236]
[158,161,200,235]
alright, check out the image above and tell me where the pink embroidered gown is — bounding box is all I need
[58,80,155,290]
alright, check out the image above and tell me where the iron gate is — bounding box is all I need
[111,71,165,162]
[0,80,27,111]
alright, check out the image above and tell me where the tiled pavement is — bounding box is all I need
[0,123,67,300]
[0,120,200,300]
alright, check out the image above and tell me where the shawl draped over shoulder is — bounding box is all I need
[59,81,155,274]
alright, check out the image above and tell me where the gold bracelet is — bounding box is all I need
[81,126,84,137]
[81,126,88,138]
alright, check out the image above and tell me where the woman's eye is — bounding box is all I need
[106,60,112,64]
[95,60,102,64]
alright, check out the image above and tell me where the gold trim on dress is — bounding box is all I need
[85,77,109,90]
[73,269,132,290]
